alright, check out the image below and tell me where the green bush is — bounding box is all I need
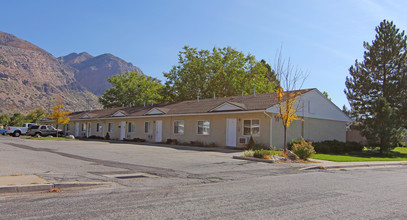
[104,133,110,140]
[291,140,315,160]
[396,141,407,148]
[253,149,276,158]
[288,138,305,150]
[313,140,363,154]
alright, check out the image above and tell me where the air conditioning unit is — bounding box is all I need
[239,137,248,144]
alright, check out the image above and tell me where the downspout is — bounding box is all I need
[263,111,273,148]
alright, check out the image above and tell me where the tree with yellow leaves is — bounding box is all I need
[48,104,71,137]
[274,49,308,153]
[276,88,303,153]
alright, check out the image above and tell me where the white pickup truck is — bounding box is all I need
[5,123,38,137]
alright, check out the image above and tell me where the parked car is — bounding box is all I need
[27,125,64,137]
[5,123,37,137]
[0,128,6,135]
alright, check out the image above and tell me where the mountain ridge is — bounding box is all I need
[58,52,143,95]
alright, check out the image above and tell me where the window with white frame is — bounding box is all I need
[173,120,184,135]
[243,119,260,136]
[96,123,102,132]
[144,121,152,133]
[82,123,86,131]
[128,122,135,133]
[197,120,210,135]
[65,124,70,131]
[108,123,114,132]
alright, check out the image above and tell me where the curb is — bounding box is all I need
[0,182,109,193]
[53,182,110,188]
[233,156,275,163]
[301,162,407,170]
[0,184,53,193]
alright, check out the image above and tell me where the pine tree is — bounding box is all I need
[345,20,407,153]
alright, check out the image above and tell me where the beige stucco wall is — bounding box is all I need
[272,116,347,149]
[68,112,272,148]
[65,112,347,149]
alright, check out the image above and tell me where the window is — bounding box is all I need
[108,123,114,132]
[197,120,210,135]
[81,123,86,131]
[144,121,152,133]
[128,122,135,133]
[173,120,184,135]
[243,119,260,136]
[66,124,70,131]
[41,125,47,129]
[96,123,102,132]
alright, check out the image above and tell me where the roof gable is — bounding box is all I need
[210,102,246,112]
[112,111,126,117]
[81,114,90,119]
[266,89,352,122]
[145,108,166,115]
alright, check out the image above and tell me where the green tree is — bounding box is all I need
[260,59,280,86]
[0,114,10,126]
[25,108,46,124]
[9,113,24,126]
[99,72,163,108]
[364,97,404,153]
[164,46,278,102]
[345,20,407,153]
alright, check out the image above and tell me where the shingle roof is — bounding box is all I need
[68,89,314,120]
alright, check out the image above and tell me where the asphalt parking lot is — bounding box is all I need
[0,135,304,187]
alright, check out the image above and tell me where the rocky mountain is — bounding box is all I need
[0,31,100,114]
[58,52,143,95]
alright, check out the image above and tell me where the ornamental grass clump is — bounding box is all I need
[244,150,254,157]
[291,140,315,160]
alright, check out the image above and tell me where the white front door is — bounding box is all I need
[155,120,162,142]
[226,118,237,147]
[120,121,126,140]
[86,122,91,138]
[75,122,79,137]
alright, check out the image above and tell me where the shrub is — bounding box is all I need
[104,133,110,140]
[346,141,364,151]
[166,139,178,145]
[291,140,315,160]
[288,138,305,150]
[244,150,254,157]
[396,141,407,148]
[313,140,363,154]
[253,149,276,158]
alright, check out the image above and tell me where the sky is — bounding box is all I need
[1,0,406,108]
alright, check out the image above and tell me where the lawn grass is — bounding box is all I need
[22,136,74,141]
[312,147,407,162]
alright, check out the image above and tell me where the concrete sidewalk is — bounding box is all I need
[303,159,407,170]
[0,175,109,193]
